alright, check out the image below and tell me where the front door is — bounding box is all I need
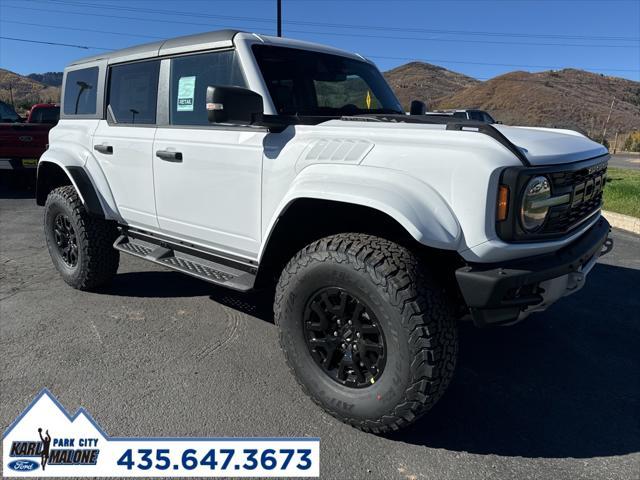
[152,50,265,259]
[92,59,160,229]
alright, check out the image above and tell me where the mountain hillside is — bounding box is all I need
[0,68,60,110]
[27,71,63,87]
[384,61,480,109]
[433,69,640,139]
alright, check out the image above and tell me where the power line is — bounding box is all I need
[292,29,639,49]
[1,5,249,31]
[5,4,639,50]
[23,0,640,42]
[0,36,113,50]
[3,13,636,51]
[0,20,165,40]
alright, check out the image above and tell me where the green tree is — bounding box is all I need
[623,131,640,152]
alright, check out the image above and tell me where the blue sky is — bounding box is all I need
[0,0,638,81]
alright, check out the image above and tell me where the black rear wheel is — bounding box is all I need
[44,185,120,290]
[52,213,79,267]
[274,233,458,433]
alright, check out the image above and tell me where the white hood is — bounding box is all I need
[494,125,608,166]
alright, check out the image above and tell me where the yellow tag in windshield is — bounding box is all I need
[365,90,372,109]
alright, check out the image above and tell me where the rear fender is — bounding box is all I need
[38,146,121,221]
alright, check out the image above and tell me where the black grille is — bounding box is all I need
[542,164,607,234]
[496,155,609,242]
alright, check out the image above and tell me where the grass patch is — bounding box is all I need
[603,167,640,218]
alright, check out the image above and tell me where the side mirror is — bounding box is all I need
[410,100,427,115]
[206,86,263,125]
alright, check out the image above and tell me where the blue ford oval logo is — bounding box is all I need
[8,459,39,471]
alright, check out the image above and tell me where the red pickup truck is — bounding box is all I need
[0,101,59,171]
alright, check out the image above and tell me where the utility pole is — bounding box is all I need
[277,0,282,37]
[613,130,619,154]
[8,82,15,108]
[601,96,615,144]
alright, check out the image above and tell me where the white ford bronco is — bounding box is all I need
[38,30,612,433]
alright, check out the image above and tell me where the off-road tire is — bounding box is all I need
[274,233,458,433]
[44,185,120,290]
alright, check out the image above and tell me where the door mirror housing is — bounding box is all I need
[206,86,263,125]
[410,100,427,115]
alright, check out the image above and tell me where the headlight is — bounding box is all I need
[520,176,551,232]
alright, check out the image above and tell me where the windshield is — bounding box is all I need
[0,101,21,123]
[252,45,403,116]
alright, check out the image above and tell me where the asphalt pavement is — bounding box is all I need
[609,153,640,171]
[1,179,638,480]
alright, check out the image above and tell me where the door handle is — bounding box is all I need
[156,150,183,162]
[94,144,113,154]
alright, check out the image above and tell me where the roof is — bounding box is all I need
[68,29,365,67]
[69,29,241,66]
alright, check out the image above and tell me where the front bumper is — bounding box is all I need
[455,216,612,326]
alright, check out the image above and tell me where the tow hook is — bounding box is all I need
[601,235,614,257]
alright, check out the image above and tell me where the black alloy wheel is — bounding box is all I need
[303,287,386,388]
[53,213,78,267]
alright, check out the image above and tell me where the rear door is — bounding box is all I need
[152,50,265,258]
[92,60,160,229]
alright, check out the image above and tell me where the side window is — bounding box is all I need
[452,112,466,119]
[108,60,159,125]
[170,50,246,126]
[63,67,99,115]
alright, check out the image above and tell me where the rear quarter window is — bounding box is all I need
[63,67,99,115]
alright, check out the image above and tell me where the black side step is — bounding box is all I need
[113,235,256,291]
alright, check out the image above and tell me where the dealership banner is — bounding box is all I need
[2,389,319,477]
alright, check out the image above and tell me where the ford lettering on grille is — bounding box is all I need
[571,173,605,207]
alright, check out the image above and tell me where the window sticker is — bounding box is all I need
[177,76,196,112]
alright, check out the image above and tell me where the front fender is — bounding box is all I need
[261,164,461,259]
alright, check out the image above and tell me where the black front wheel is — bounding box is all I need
[44,185,120,290]
[274,233,458,433]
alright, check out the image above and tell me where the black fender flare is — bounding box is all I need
[37,162,106,218]
[66,166,106,218]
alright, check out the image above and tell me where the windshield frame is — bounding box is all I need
[251,44,403,118]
